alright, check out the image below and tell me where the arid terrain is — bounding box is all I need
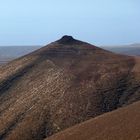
[0,36,140,140]
[47,101,140,140]
[103,43,140,56]
[0,46,41,64]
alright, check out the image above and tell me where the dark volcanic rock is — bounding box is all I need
[57,35,84,45]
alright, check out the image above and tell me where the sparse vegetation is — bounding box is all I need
[0,36,140,140]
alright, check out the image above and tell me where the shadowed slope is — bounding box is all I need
[47,101,140,140]
[0,36,140,140]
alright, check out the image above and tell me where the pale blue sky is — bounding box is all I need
[0,0,140,46]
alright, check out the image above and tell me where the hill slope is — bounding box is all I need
[47,101,140,140]
[0,36,140,140]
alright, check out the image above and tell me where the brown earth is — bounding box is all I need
[0,36,140,140]
[47,100,140,140]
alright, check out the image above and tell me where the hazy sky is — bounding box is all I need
[0,0,140,46]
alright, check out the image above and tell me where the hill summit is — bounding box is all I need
[57,35,85,45]
[0,36,140,140]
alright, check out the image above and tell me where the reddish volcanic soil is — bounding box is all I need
[47,101,140,140]
[0,36,140,140]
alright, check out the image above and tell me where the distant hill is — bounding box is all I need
[0,36,140,139]
[0,46,41,64]
[102,43,140,56]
